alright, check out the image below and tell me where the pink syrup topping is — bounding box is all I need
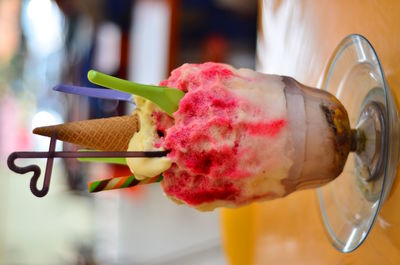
[156,63,286,206]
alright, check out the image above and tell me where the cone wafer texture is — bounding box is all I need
[33,114,139,151]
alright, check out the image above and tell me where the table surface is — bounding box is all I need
[221,1,400,264]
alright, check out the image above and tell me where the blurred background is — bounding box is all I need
[0,0,257,264]
[3,1,400,264]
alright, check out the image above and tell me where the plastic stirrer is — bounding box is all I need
[87,70,185,116]
[7,132,169,197]
[54,84,134,103]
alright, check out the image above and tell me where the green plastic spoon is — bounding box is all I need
[87,70,185,116]
[76,150,127,165]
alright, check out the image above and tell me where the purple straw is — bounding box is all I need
[53,84,134,103]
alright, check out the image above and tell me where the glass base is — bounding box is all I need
[318,34,399,252]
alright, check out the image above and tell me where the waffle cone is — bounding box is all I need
[33,114,139,151]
